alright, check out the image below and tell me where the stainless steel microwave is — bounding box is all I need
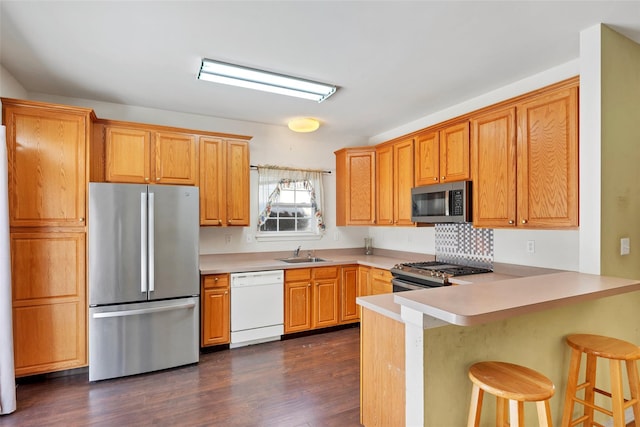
[411,181,472,224]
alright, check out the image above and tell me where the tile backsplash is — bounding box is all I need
[435,223,493,269]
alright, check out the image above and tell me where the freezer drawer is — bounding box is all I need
[89,297,199,381]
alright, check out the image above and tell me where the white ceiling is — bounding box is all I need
[1,1,639,139]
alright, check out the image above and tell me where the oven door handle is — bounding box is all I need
[392,278,431,292]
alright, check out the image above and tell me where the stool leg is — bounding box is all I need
[562,347,582,426]
[496,397,509,427]
[467,384,484,427]
[610,359,625,427]
[584,353,597,425]
[537,399,553,427]
[509,399,524,427]
[626,359,640,425]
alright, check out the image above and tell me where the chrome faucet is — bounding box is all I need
[293,245,301,257]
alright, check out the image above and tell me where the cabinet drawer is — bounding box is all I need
[313,266,339,280]
[202,274,229,289]
[371,268,392,280]
[285,268,311,281]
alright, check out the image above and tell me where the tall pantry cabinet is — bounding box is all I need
[2,98,93,376]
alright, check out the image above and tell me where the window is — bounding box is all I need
[257,166,325,240]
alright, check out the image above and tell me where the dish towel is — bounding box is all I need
[0,125,16,414]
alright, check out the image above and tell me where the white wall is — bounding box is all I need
[369,60,583,271]
[0,65,27,99]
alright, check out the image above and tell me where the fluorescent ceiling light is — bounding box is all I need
[198,59,337,102]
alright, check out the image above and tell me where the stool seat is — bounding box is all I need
[562,333,640,427]
[468,361,555,427]
[566,333,640,361]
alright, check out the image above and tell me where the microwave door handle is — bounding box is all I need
[445,190,450,216]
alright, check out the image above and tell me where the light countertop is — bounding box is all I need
[199,248,434,274]
[358,271,640,328]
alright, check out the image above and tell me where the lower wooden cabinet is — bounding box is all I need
[201,274,230,346]
[285,265,358,334]
[370,267,393,295]
[340,265,360,323]
[10,231,87,376]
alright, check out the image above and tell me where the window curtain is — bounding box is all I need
[0,125,16,414]
[257,166,325,232]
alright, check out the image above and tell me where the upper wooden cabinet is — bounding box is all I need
[105,126,197,185]
[335,147,376,226]
[414,121,470,186]
[376,138,414,226]
[199,137,250,226]
[3,99,92,227]
[472,81,579,228]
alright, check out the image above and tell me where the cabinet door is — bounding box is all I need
[393,138,415,226]
[471,107,517,228]
[5,107,87,227]
[201,286,230,346]
[313,278,339,329]
[335,148,376,226]
[105,126,150,183]
[414,131,440,186]
[11,232,86,376]
[439,121,470,182]
[226,140,250,226]
[358,265,371,297]
[340,266,359,323]
[284,269,312,333]
[376,144,394,225]
[199,137,225,226]
[153,132,197,185]
[517,86,579,228]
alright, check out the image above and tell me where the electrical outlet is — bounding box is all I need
[225,234,231,244]
[246,234,253,243]
[333,231,339,241]
[621,237,630,255]
[527,240,535,254]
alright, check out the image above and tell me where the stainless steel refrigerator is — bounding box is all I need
[88,183,200,381]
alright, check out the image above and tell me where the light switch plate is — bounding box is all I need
[621,237,630,255]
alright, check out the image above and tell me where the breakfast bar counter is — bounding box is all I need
[357,272,640,426]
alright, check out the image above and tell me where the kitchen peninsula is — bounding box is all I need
[357,273,640,426]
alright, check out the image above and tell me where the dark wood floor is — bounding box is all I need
[1,327,361,427]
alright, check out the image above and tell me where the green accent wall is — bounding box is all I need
[422,291,640,426]
[601,26,640,278]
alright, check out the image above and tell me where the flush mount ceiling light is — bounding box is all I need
[288,118,320,133]
[198,58,337,103]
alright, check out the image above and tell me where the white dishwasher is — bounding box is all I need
[230,270,284,348]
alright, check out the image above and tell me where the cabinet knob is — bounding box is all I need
[441,176,446,180]
[433,177,438,181]
[145,177,150,182]
[308,283,311,287]
[521,219,528,224]
[79,217,85,222]
[389,220,393,224]
[218,219,222,225]
[228,220,232,224]
[214,277,219,282]
[224,291,228,295]
[156,177,161,182]
[508,220,515,224]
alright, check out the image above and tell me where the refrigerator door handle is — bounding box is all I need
[148,191,155,293]
[140,192,147,293]
[92,302,196,319]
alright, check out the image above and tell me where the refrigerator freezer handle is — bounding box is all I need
[92,302,196,319]
[148,191,155,292]
[141,192,147,293]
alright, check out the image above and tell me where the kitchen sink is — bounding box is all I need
[278,257,328,263]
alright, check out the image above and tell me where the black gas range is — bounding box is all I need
[390,261,492,292]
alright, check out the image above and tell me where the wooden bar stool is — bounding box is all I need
[468,361,555,427]
[561,334,640,427]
